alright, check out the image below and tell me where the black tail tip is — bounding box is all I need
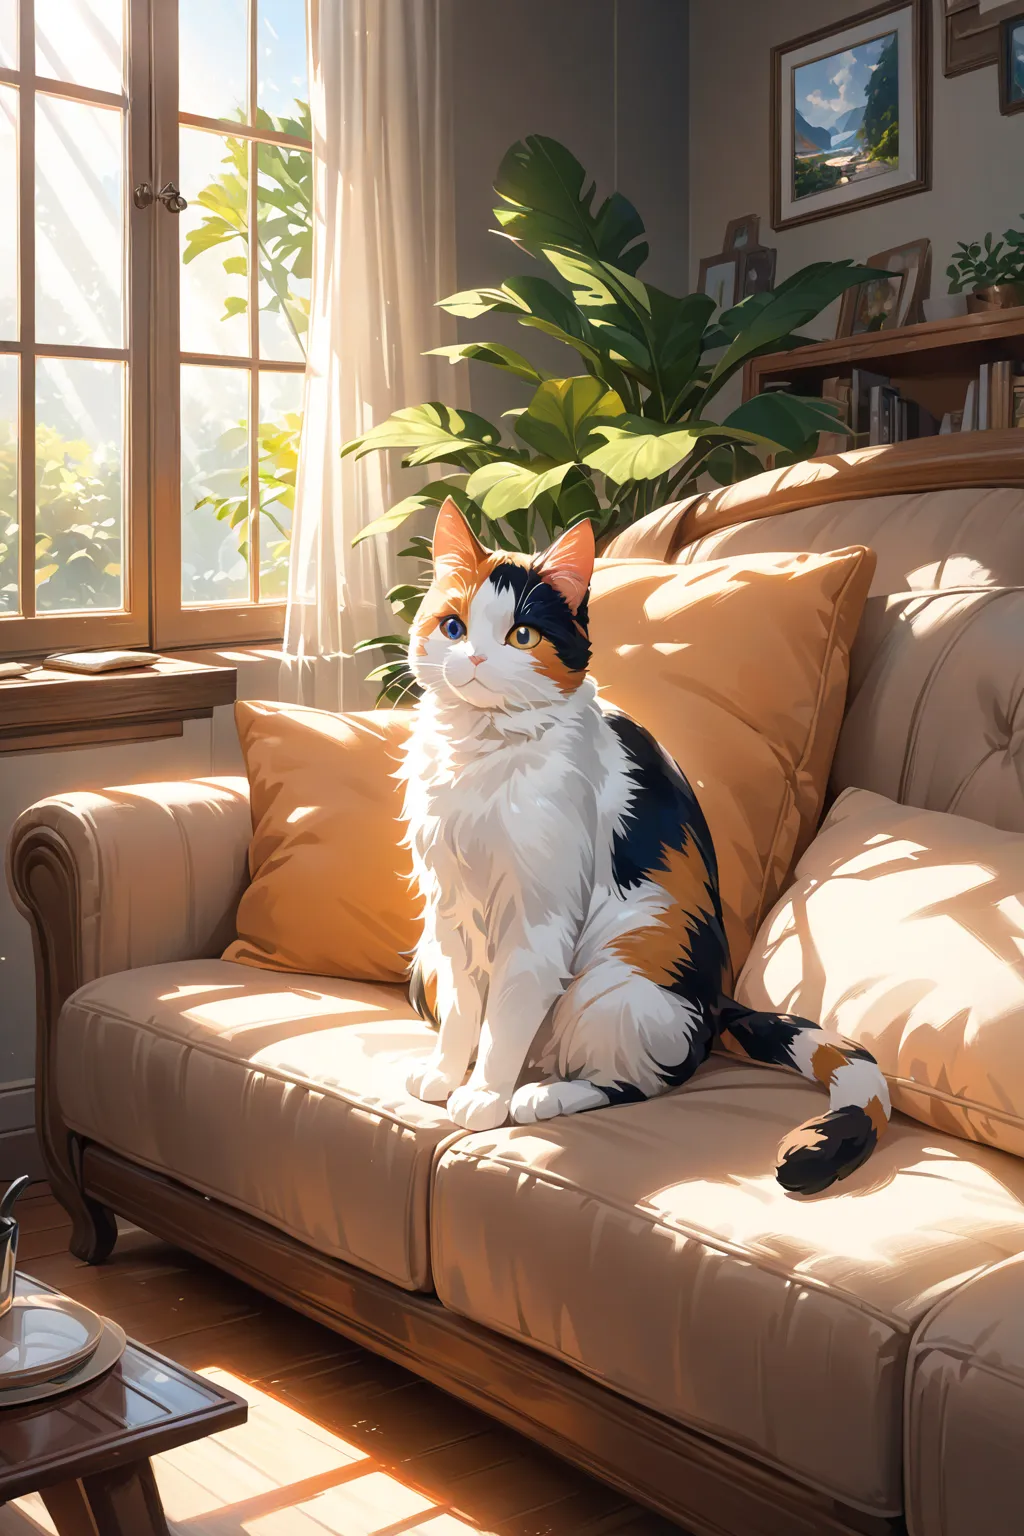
[776,1105,880,1197]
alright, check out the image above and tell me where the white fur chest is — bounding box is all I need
[402,692,604,960]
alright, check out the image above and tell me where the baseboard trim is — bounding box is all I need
[0,1125,43,1181]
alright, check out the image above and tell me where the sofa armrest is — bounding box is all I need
[7,776,252,1005]
[905,1252,1024,1536]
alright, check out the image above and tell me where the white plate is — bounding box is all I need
[0,1293,104,1389]
[0,1318,126,1408]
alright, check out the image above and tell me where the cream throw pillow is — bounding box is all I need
[736,786,1024,1157]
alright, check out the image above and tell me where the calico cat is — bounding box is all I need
[400,498,889,1195]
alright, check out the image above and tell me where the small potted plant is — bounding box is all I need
[946,217,1024,313]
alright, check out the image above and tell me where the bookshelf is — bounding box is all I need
[743,306,1024,435]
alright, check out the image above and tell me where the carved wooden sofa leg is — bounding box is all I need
[65,1134,118,1264]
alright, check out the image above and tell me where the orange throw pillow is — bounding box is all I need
[224,702,418,983]
[588,547,874,969]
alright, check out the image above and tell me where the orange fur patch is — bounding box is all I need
[530,636,585,694]
[810,1041,848,1087]
[614,836,716,987]
[864,1094,889,1137]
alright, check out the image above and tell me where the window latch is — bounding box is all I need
[133,181,188,213]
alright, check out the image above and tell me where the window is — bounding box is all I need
[0,0,310,658]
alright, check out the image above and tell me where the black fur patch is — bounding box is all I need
[488,562,591,673]
[605,709,728,1018]
[775,1106,879,1196]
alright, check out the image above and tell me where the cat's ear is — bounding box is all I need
[534,519,595,615]
[432,497,488,581]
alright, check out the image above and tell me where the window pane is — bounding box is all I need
[181,365,249,604]
[0,0,15,70]
[36,358,124,614]
[180,127,249,357]
[35,0,123,96]
[0,86,15,341]
[0,355,16,616]
[257,141,310,363]
[258,371,301,600]
[179,0,247,124]
[36,96,124,348]
[257,0,308,127]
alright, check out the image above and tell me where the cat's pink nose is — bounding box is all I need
[469,654,486,666]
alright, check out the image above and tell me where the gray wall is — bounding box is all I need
[451,0,690,424]
[689,0,1024,344]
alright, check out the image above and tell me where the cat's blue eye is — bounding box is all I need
[439,615,466,641]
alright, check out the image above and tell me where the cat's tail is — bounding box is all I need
[716,1000,890,1196]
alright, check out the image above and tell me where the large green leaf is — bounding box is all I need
[725,392,849,456]
[351,479,469,547]
[492,136,648,274]
[466,459,578,519]
[514,377,626,461]
[584,415,774,483]
[703,263,894,397]
[426,342,550,385]
[342,404,507,470]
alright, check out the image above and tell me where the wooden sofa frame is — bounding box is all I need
[17,439,1024,1536]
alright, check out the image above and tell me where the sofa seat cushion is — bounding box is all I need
[430,1057,1024,1515]
[905,1253,1024,1536]
[56,959,463,1291]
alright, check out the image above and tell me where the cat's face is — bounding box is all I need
[409,500,595,713]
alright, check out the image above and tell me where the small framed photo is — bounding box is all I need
[771,0,931,231]
[739,247,777,298]
[862,237,931,325]
[838,270,908,337]
[1000,14,1024,113]
[724,215,761,253]
[698,254,741,311]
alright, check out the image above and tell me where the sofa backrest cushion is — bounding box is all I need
[736,785,1024,1159]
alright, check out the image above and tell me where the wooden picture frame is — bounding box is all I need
[771,0,930,232]
[944,0,1021,77]
[723,214,761,253]
[739,247,777,298]
[999,13,1024,112]
[861,237,931,327]
[698,253,741,311]
[836,270,908,338]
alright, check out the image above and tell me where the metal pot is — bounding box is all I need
[966,283,1024,313]
[0,1176,30,1318]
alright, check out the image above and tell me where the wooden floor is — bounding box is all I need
[3,1186,688,1536]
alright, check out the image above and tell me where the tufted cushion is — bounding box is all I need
[831,587,1024,826]
[608,487,1024,597]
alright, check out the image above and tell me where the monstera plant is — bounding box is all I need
[344,136,886,702]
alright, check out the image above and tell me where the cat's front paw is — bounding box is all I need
[446,1085,510,1131]
[405,1056,463,1103]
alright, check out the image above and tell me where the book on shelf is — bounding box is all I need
[962,361,1021,431]
[1015,380,1024,429]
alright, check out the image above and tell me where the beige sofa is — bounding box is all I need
[10,434,1024,1536]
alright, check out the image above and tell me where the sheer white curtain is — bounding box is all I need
[282,0,458,710]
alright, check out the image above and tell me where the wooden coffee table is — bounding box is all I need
[0,1273,247,1533]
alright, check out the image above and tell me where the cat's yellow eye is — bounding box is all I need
[506,624,541,651]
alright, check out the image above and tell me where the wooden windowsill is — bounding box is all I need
[0,655,237,754]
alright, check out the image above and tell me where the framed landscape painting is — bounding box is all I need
[1000,14,1024,113]
[771,0,930,231]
